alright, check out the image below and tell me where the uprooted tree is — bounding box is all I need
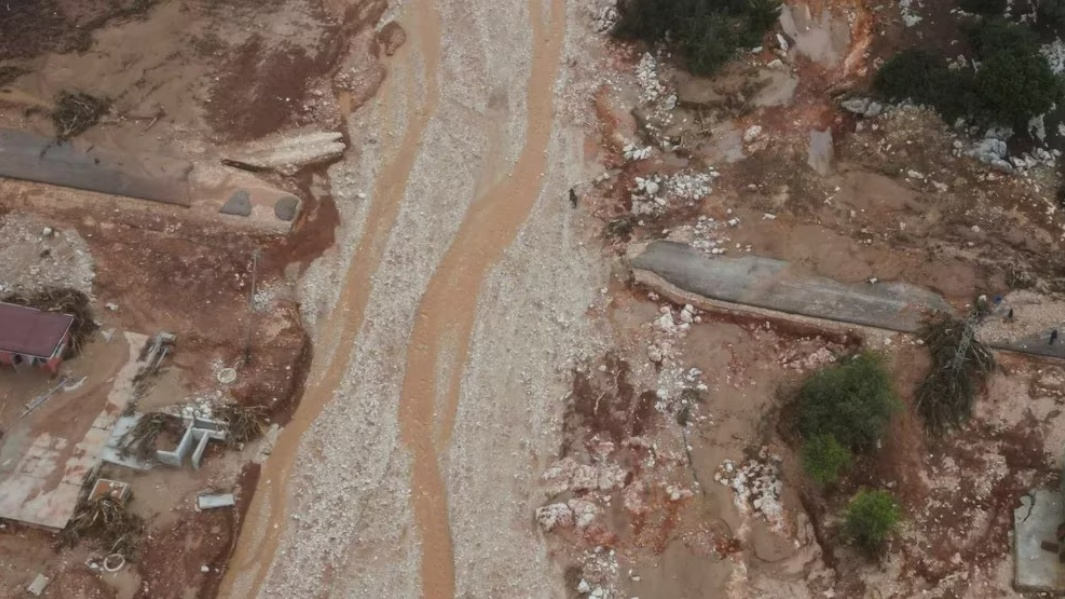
[915,312,996,436]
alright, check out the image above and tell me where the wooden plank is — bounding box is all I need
[0,128,192,206]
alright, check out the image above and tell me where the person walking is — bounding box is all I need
[1051,329,1060,345]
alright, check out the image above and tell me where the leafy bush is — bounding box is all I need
[964,19,1038,58]
[975,51,1061,126]
[873,20,1061,128]
[959,0,1008,16]
[614,0,782,76]
[797,352,898,453]
[801,434,852,485]
[843,489,901,555]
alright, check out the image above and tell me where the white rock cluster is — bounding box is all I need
[1041,39,1065,74]
[630,175,664,215]
[665,170,717,202]
[623,144,652,161]
[541,457,629,495]
[840,97,884,119]
[535,498,600,531]
[635,52,668,105]
[715,448,786,532]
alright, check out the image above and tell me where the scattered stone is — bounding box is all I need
[743,125,763,143]
[105,302,119,311]
[840,96,883,118]
[535,503,574,532]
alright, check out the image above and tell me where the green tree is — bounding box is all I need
[843,489,901,555]
[974,51,1062,127]
[801,434,852,485]
[613,0,782,77]
[797,352,899,453]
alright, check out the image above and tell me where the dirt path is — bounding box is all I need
[219,0,598,597]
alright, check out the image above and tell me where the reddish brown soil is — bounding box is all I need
[0,0,157,60]
[206,32,344,142]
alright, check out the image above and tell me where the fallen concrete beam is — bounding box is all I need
[223,128,345,176]
[0,128,192,205]
[628,241,954,333]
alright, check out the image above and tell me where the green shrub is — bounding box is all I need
[959,0,1007,16]
[613,0,782,77]
[843,489,901,555]
[797,352,898,453]
[801,434,852,485]
[974,51,1062,127]
[964,19,1039,59]
[874,20,1061,128]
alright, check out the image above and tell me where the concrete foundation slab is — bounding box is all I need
[0,128,192,205]
[101,414,152,470]
[628,241,954,333]
[0,332,148,529]
[1015,490,1065,592]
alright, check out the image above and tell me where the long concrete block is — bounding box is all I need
[0,128,192,205]
[628,241,955,333]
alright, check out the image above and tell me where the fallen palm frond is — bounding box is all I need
[120,412,183,462]
[214,404,266,446]
[60,496,144,560]
[915,312,996,436]
[2,287,96,357]
[52,91,110,140]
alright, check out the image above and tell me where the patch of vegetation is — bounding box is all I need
[801,434,852,485]
[873,20,1062,129]
[613,0,782,76]
[842,489,901,555]
[797,352,899,453]
[915,313,995,436]
[51,91,110,140]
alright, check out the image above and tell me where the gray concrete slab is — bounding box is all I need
[628,241,954,333]
[0,128,192,206]
[1015,490,1065,593]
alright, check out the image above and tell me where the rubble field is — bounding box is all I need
[4,0,1065,597]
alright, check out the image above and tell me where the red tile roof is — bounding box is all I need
[0,302,75,358]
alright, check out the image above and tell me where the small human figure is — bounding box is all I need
[568,188,578,208]
[1006,308,1014,323]
[1051,329,1060,345]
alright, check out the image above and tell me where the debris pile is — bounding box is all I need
[715,448,786,532]
[646,303,700,366]
[779,346,837,371]
[61,494,144,560]
[52,91,111,140]
[665,170,716,202]
[0,216,95,297]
